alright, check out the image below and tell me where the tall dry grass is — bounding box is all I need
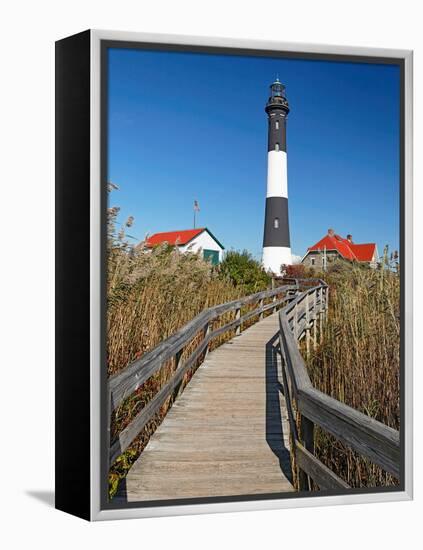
[303,259,400,487]
[106,202,270,497]
[108,243,242,376]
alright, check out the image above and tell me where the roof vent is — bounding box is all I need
[328,228,335,237]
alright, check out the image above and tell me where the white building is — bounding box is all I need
[145,227,224,265]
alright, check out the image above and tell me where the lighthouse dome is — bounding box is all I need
[269,79,286,98]
[265,78,289,115]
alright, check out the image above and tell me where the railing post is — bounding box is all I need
[235,307,241,336]
[294,304,298,345]
[272,293,277,314]
[325,286,329,322]
[319,288,324,343]
[204,321,211,359]
[259,298,264,321]
[305,292,310,358]
[173,347,185,400]
[299,415,315,490]
[106,387,112,475]
[312,289,317,350]
[175,348,183,369]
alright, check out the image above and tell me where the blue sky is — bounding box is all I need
[107,47,400,259]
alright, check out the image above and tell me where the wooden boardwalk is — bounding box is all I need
[110,281,400,500]
[116,312,294,502]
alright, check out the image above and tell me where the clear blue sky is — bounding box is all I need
[107,47,400,259]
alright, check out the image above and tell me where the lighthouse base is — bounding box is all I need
[262,246,292,274]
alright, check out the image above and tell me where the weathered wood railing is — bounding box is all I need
[277,280,400,490]
[107,283,298,466]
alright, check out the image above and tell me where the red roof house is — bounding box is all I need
[144,228,225,266]
[301,229,378,269]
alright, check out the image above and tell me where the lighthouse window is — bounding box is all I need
[274,218,279,229]
[275,143,280,151]
[275,120,279,130]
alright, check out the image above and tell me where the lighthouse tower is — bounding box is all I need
[262,79,292,273]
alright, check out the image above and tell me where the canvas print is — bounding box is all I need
[104,44,402,507]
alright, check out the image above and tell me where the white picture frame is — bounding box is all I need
[55,29,413,521]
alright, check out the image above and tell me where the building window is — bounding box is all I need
[275,120,279,130]
[203,249,219,266]
[274,217,279,229]
[311,258,315,266]
[275,143,280,151]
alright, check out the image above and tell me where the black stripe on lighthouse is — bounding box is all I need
[263,197,290,247]
[268,112,287,152]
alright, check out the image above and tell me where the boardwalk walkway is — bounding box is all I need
[111,281,400,501]
[116,312,294,502]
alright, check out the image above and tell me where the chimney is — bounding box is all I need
[346,234,353,243]
[328,228,335,237]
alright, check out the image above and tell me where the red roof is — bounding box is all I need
[349,243,377,262]
[145,228,206,248]
[307,233,376,262]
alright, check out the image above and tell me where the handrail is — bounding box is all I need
[107,283,299,465]
[109,284,298,410]
[277,282,400,490]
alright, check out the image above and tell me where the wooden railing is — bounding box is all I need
[107,283,298,466]
[277,280,400,490]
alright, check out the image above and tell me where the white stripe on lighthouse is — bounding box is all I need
[262,246,292,273]
[266,150,288,198]
[263,149,292,271]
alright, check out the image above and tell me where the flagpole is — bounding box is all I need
[193,200,199,228]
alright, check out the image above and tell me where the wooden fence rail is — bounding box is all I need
[107,283,298,466]
[277,281,400,490]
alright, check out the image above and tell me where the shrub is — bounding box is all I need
[218,250,271,294]
[283,263,306,279]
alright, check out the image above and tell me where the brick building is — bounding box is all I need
[301,229,378,269]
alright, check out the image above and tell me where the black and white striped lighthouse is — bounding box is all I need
[262,78,292,273]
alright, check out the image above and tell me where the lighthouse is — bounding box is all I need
[262,78,292,273]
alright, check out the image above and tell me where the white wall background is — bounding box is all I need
[1,0,421,547]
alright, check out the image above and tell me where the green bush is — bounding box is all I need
[218,250,271,294]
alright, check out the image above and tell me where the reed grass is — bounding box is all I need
[303,258,400,487]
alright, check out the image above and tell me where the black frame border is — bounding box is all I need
[55,29,92,520]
